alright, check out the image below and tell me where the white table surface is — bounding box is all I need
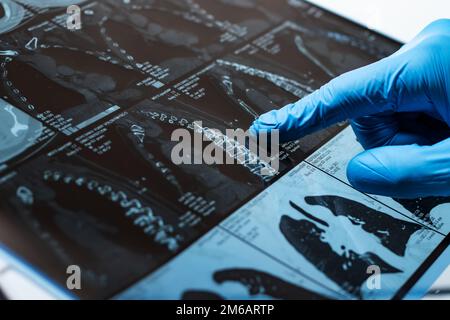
[307,0,450,43]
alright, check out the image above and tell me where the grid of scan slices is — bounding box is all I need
[0,0,447,300]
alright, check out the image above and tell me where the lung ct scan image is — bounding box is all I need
[0,0,448,300]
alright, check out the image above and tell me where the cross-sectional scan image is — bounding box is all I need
[0,149,195,299]
[221,163,444,299]
[0,98,55,171]
[284,1,397,74]
[72,0,285,84]
[72,100,269,229]
[0,15,145,135]
[117,228,334,300]
[0,0,447,300]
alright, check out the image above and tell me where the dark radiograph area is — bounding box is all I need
[182,268,327,300]
[0,0,445,300]
[70,0,286,83]
[0,32,144,136]
[0,153,190,297]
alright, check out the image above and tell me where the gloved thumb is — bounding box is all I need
[346,138,450,198]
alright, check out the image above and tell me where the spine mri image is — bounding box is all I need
[0,0,448,300]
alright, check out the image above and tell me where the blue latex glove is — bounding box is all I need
[250,19,450,198]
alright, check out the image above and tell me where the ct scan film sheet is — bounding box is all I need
[0,0,446,299]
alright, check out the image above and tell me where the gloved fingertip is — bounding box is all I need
[249,110,280,135]
[256,110,281,128]
[248,124,259,137]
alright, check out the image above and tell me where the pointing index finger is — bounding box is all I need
[251,55,405,142]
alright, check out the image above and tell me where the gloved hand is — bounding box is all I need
[250,19,450,198]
